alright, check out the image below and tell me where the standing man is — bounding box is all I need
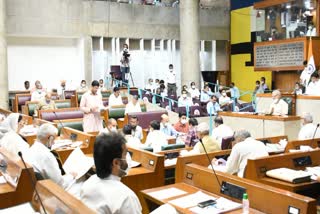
[120,44,131,87]
[80,80,104,132]
[229,82,240,103]
[167,64,177,95]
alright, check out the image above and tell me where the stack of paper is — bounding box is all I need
[265,143,285,153]
[148,187,187,200]
[63,147,94,180]
[266,168,312,183]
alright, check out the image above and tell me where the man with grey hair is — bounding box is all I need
[268,90,288,116]
[26,123,76,189]
[224,129,268,177]
[298,113,319,140]
[100,118,118,134]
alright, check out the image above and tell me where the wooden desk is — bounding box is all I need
[33,180,95,213]
[0,148,35,208]
[296,95,320,125]
[218,112,301,140]
[142,182,260,214]
[245,149,320,193]
[54,127,96,163]
[284,138,320,153]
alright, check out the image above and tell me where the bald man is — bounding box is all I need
[101,118,118,134]
[34,92,57,117]
[160,114,177,137]
[268,90,288,116]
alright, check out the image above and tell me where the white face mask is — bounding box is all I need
[191,85,196,89]
[222,92,227,96]
[170,69,173,72]
[182,94,187,98]
[181,119,187,124]
[309,26,312,30]
[111,127,117,132]
[81,83,86,87]
[273,98,280,104]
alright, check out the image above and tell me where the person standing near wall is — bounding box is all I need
[167,64,177,95]
[120,44,131,87]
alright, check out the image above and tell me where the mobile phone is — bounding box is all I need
[197,199,216,208]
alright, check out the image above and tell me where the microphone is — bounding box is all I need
[199,140,226,191]
[52,111,71,139]
[18,151,47,214]
[312,123,320,146]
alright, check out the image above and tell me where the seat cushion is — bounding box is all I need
[57,121,83,134]
[41,110,83,122]
[128,110,167,129]
[161,144,185,151]
[28,103,38,116]
[109,107,126,120]
[56,101,71,109]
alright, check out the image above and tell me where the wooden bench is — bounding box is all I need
[141,163,317,214]
[13,93,31,113]
[244,149,320,193]
[32,180,95,213]
[22,99,72,116]
[0,148,35,208]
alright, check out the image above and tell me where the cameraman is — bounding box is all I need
[120,43,131,86]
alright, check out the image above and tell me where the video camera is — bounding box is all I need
[123,48,130,58]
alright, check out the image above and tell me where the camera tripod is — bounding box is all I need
[124,71,135,87]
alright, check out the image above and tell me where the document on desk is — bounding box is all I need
[165,158,177,167]
[306,166,320,180]
[189,197,242,214]
[0,202,37,213]
[266,168,312,183]
[0,175,7,184]
[168,191,216,209]
[149,187,187,200]
[63,147,94,180]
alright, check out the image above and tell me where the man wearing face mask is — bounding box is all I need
[145,78,155,93]
[267,90,288,116]
[80,80,104,132]
[80,133,142,213]
[206,95,221,116]
[178,90,193,107]
[145,120,168,153]
[188,82,200,99]
[167,64,177,95]
[174,113,189,134]
[306,22,316,37]
[26,124,77,189]
[77,80,88,92]
[34,92,57,117]
[101,118,118,134]
[305,72,320,95]
[160,114,178,137]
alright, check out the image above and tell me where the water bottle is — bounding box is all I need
[242,193,249,214]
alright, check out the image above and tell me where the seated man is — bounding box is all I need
[34,92,57,117]
[188,82,200,99]
[125,95,141,114]
[80,133,142,213]
[160,114,177,137]
[200,85,213,103]
[145,120,168,153]
[224,130,268,177]
[206,95,221,116]
[211,116,234,148]
[305,72,320,95]
[122,125,143,148]
[183,122,220,155]
[268,90,288,116]
[174,113,189,134]
[145,78,155,93]
[129,115,143,140]
[184,118,199,147]
[101,118,118,134]
[108,87,123,107]
[298,112,319,140]
[178,90,193,107]
[218,89,233,110]
[26,124,77,189]
[31,83,46,101]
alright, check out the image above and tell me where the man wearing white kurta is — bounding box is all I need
[125,95,141,114]
[225,130,269,178]
[305,72,320,96]
[108,87,124,107]
[80,80,104,133]
[80,133,142,213]
[145,120,168,153]
[211,116,234,148]
[298,113,319,140]
[26,124,76,189]
[268,90,288,116]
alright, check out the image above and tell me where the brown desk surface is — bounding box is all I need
[260,177,319,192]
[296,95,320,100]
[219,112,301,121]
[141,183,262,214]
[0,182,15,194]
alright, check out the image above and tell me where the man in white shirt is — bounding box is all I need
[26,124,76,188]
[200,85,213,103]
[145,120,168,153]
[188,82,200,99]
[57,80,66,99]
[160,114,178,137]
[101,118,118,134]
[211,116,234,148]
[122,125,143,149]
[167,64,177,95]
[305,72,320,95]
[145,78,155,93]
[31,83,46,101]
[206,95,221,116]
[219,89,233,110]
[268,90,288,116]
[80,80,104,133]
[229,82,240,103]
[125,95,141,114]
[178,90,193,107]
[108,87,124,107]
[129,116,143,140]
[80,132,142,213]
[298,112,320,140]
[224,130,269,177]
[300,60,312,87]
